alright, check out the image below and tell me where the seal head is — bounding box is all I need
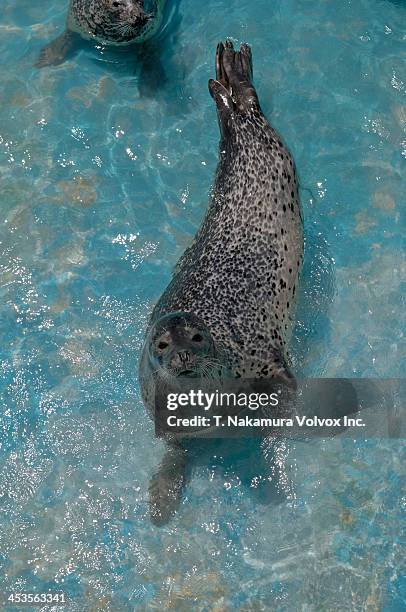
[144,312,220,379]
[70,0,155,44]
[36,0,166,67]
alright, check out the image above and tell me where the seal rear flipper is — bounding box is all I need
[35,31,78,68]
[209,40,260,118]
[149,443,187,526]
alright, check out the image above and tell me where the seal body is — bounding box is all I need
[36,0,166,67]
[141,41,303,391]
[139,41,304,525]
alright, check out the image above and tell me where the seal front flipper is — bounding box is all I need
[35,31,78,68]
[149,443,187,526]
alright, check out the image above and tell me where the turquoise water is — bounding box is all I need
[0,0,405,609]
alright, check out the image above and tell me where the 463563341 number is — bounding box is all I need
[6,593,67,605]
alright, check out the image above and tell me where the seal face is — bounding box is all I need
[140,41,304,525]
[36,0,166,67]
[139,312,227,427]
[68,0,163,45]
[145,312,218,378]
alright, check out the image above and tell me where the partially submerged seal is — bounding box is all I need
[36,0,166,67]
[139,41,304,524]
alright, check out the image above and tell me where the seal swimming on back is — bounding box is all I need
[36,0,166,67]
[139,40,304,525]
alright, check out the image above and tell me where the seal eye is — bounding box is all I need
[158,341,169,350]
[192,333,203,343]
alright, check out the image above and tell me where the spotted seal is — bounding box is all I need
[36,0,166,67]
[139,41,304,524]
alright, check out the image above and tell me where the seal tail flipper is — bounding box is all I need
[149,444,187,526]
[35,31,77,68]
[209,40,260,117]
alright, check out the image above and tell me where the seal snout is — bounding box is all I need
[126,0,153,26]
[169,350,197,376]
[109,0,152,28]
[128,11,153,28]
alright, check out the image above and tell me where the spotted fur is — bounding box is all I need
[143,41,304,383]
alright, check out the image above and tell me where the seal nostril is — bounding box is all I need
[192,333,203,343]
